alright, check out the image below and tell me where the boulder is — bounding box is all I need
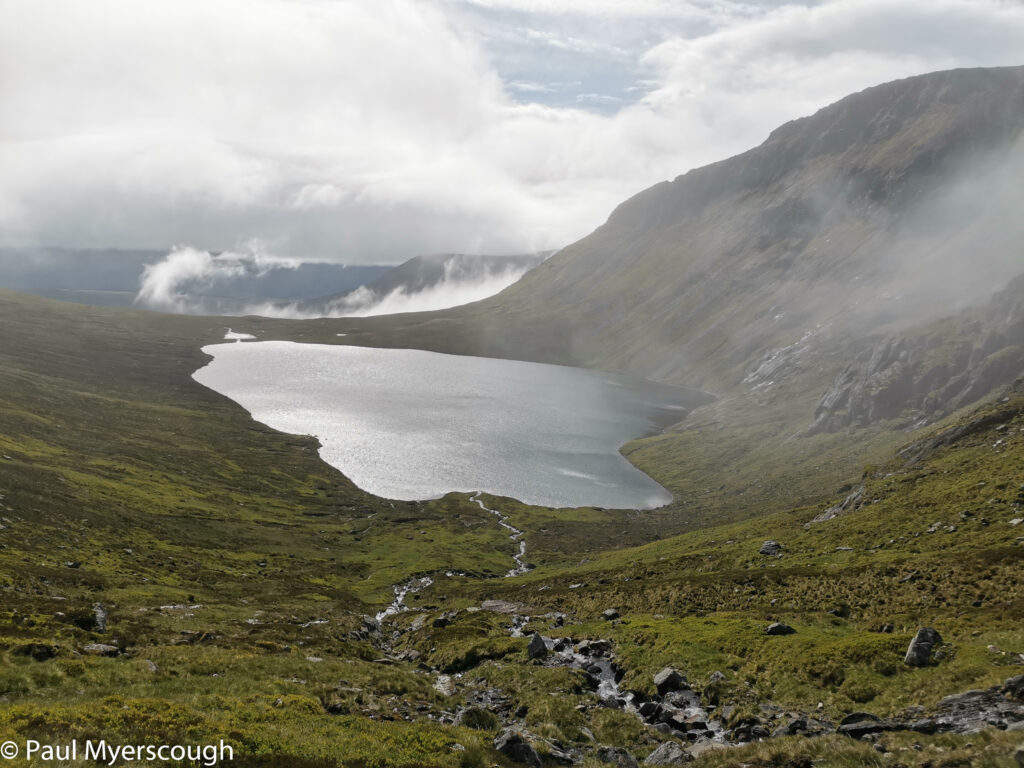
[687,740,727,759]
[765,622,796,636]
[759,540,782,556]
[1003,674,1024,701]
[577,639,612,656]
[602,608,620,621]
[904,627,942,666]
[596,746,638,768]
[527,633,548,660]
[433,675,457,697]
[493,729,541,768]
[643,741,693,765]
[653,667,686,695]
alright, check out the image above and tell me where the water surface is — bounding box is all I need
[193,341,706,509]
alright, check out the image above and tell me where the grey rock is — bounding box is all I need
[839,712,881,727]
[904,627,942,666]
[602,608,620,621]
[765,622,796,636]
[653,667,686,695]
[144,659,158,673]
[433,675,457,697]
[643,741,693,765]
[838,718,901,738]
[638,701,662,721]
[527,632,548,660]
[493,728,541,768]
[1015,744,1024,768]
[687,740,727,759]
[93,603,107,633]
[577,639,612,656]
[1003,674,1024,700]
[708,670,725,684]
[597,746,638,768]
[759,540,782,556]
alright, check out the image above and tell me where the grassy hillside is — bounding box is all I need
[1,291,1023,766]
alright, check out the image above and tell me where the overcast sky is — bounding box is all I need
[1,0,1023,264]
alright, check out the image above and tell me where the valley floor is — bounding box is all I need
[0,291,1022,767]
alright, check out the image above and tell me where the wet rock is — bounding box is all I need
[643,741,693,765]
[494,728,541,768]
[527,632,548,660]
[577,639,612,656]
[654,667,686,695]
[597,746,638,768]
[759,540,782,556]
[765,622,796,636]
[82,643,119,657]
[602,608,620,621]
[904,627,942,666]
[638,701,662,722]
[93,603,107,633]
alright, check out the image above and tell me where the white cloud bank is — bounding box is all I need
[135,245,541,318]
[1,0,1023,262]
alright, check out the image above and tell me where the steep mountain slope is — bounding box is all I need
[348,66,1024,399]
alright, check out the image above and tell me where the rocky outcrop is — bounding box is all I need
[810,273,1024,434]
[527,633,548,660]
[904,627,942,666]
[643,742,692,765]
[494,728,541,768]
[758,540,782,556]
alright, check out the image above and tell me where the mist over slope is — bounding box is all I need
[134,249,546,318]
[287,252,548,318]
[345,66,1024,426]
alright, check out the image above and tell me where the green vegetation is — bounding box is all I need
[1,290,1021,766]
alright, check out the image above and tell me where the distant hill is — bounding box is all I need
[0,247,390,310]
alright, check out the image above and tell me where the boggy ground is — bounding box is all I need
[0,291,1022,767]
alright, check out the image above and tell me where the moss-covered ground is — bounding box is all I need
[0,291,1021,766]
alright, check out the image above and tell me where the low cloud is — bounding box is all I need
[135,246,541,318]
[135,245,300,313]
[2,0,1023,262]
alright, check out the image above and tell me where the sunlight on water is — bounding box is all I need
[193,341,704,509]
